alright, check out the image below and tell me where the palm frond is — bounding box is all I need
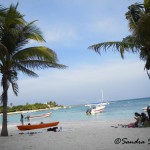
[5,3,25,26]
[46,62,67,69]
[11,20,45,52]
[13,46,58,61]
[12,62,38,77]
[19,60,67,70]
[11,81,18,96]
[8,71,18,96]
[144,0,150,13]
[125,3,144,31]
[0,5,7,17]
[1,27,22,53]
[23,20,45,42]
[135,13,150,44]
[145,56,150,70]
[0,43,9,63]
[89,41,138,58]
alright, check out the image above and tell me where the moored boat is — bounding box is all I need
[90,104,105,114]
[86,104,105,115]
[17,121,59,130]
[142,105,150,112]
[86,90,107,114]
[25,112,52,120]
[143,107,147,112]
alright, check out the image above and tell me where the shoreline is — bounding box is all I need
[0,106,62,116]
[0,119,149,150]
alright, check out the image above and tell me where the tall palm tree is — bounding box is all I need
[0,4,66,136]
[89,0,150,78]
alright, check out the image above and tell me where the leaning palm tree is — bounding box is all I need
[89,0,150,78]
[0,4,66,136]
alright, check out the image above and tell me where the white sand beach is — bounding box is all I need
[0,119,150,150]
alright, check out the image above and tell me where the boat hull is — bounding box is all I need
[90,105,105,114]
[90,107,105,114]
[29,112,52,120]
[86,105,105,115]
[17,121,59,131]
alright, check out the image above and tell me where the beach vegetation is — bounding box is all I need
[0,3,66,136]
[47,101,58,107]
[0,101,62,113]
[89,0,150,78]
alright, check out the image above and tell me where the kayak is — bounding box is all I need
[17,121,59,131]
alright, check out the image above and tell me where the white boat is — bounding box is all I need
[85,104,91,107]
[25,112,52,120]
[86,104,105,114]
[99,90,109,106]
[142,105,150,112]
[143,107,147,112]
[85,90,109,106]
[86,90,107,114]
[100,102,109,106]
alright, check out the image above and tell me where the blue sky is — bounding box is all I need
[2,0,150,106]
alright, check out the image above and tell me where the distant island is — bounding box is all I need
[0,101,64,114]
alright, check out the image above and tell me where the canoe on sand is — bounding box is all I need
[17,121,59,131]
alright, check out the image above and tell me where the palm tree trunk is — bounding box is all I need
[1,76,8,136]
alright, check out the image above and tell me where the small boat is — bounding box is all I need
[143,107,147,112]
[86,90,107,114]
[85,90,109,107]
[25,112,52,120]
[17,121,59,130]
[142,105,150,112]
[85,104,91,107]
[86,104,105,114]
[100,102,109,106]
[99,90,109,106]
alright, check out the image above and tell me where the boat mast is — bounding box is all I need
[101,89,104,102]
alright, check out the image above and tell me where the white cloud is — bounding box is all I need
[41,23,78,45]
[89,17,128,40]
[22,22,79,47]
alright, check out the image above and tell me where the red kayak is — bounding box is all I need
[17,121,59,130]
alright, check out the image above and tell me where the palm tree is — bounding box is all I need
[89,0,150,78]
[0,4,66,136]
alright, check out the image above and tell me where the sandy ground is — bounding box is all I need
[0,120,150,150]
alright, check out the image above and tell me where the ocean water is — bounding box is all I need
[0,97,150,127]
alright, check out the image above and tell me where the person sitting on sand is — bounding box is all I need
[141,112,150,127]
[134,112,142,127]
[147,105,150,120]
[128,112,142,128]
[141,112,148,123]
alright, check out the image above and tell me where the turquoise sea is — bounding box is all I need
[0,97,150,127]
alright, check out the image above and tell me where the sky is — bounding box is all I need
[1,0,150,106]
